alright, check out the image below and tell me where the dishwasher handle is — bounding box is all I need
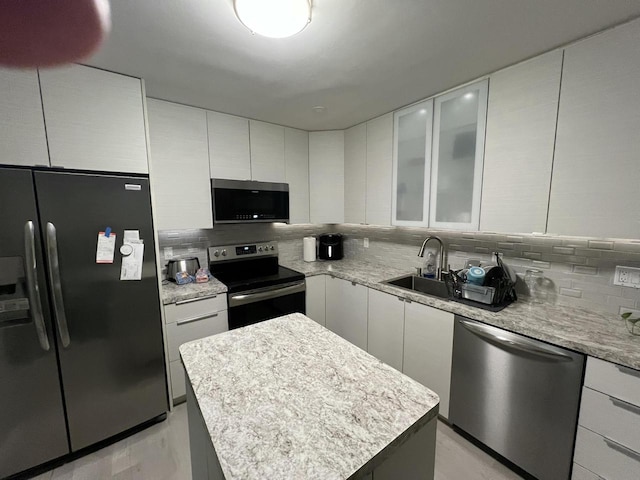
[458,319,573,361]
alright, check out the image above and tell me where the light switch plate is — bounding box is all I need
[364,238,369,248]
[164,247,173,258]
[614,266,640,288]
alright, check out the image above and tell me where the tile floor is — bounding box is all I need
[31,405,522,480]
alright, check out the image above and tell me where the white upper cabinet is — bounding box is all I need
[366,113,394,225]
[284,127,310,224]
[392,100,434,227]
[344,123,367,224]
[39,64,148,173]
[548,20,640,238]
[430,80,488,230]
[309,131,345,224]
[249,120,285,183]
[0,69,49,167]
[208,111,251,180]
[481,51,562,234]
[147,99,213,230]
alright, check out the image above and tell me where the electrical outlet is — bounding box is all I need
[614,266,640,288]
[363,238,369,248]
[163,247,173,258]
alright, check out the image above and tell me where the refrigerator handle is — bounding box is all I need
[24,221,50,351]
[45,222,71,347]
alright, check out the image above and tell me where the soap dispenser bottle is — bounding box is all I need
[423,251,437,278]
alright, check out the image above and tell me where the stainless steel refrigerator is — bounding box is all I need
[0,167,168,478]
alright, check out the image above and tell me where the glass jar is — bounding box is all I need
[524,269,545,303]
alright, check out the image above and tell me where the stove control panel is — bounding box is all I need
[208,242,278,262]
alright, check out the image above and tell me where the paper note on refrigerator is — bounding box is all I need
[96,233,116,264]
[120,242,144,281]
[123,230,140,242]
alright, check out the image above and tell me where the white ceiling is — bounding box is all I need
[87,0,640,131]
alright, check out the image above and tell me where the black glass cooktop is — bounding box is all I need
[210,256,304,294]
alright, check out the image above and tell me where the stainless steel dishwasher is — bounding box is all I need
[449,316,585,480]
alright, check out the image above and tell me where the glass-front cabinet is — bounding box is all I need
[391,80,488,230]
[430,80,488,230]
[391,100,433,226]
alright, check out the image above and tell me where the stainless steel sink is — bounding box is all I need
[383,274,450,299]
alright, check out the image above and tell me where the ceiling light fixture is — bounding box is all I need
[234,0,312,39]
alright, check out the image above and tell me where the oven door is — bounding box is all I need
[227,281,306,330]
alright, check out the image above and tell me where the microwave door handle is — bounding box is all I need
[45,222,71,347]
[24,221,50,351]
[229,282,305,307]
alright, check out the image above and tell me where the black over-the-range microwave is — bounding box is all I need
[211,178,290,224]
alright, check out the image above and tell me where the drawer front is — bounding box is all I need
[169,360,186,403]
[166,310,228,362]
[575,426,640,480]
[584,357,640,407]
[572,464,604,480]
[164,294,227,324]
[579,387,640,453]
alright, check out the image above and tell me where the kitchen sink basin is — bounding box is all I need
[383,274,450,299]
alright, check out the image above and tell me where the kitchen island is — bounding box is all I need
[180,313,439,480]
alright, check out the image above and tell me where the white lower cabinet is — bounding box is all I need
[169,361,187,401]
[166,311,228,363]
[575,426,639,480]
[164,295,228,404]
[572,464,604,480]
[402,301,454,418]
[325,276,368,350]
[367,289,404,371]
[574,357,640,480]
[305,275,326,326]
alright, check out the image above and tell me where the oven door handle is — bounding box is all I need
[229,281,306,308]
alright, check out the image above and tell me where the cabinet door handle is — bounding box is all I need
[397,297,404,302]
[610,396,640,416]
[603,436,640,463]
[351,281,356,286]
[177,312,218,326]
[175,294,217,305]
[616,364,640,379]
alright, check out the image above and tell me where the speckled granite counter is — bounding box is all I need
[160,278,227,305]
[281,258,640,371]
[180,313,439,480]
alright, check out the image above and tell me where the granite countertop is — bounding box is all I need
[180,313,439,480]
[161,278,227,305]
[281,258,640,371]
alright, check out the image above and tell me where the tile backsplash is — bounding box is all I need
[334,224,640,316]
[158,222,640,316]
[157,223,331,276]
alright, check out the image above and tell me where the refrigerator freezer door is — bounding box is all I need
[0,167,69,478]
[34,171,168,451]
